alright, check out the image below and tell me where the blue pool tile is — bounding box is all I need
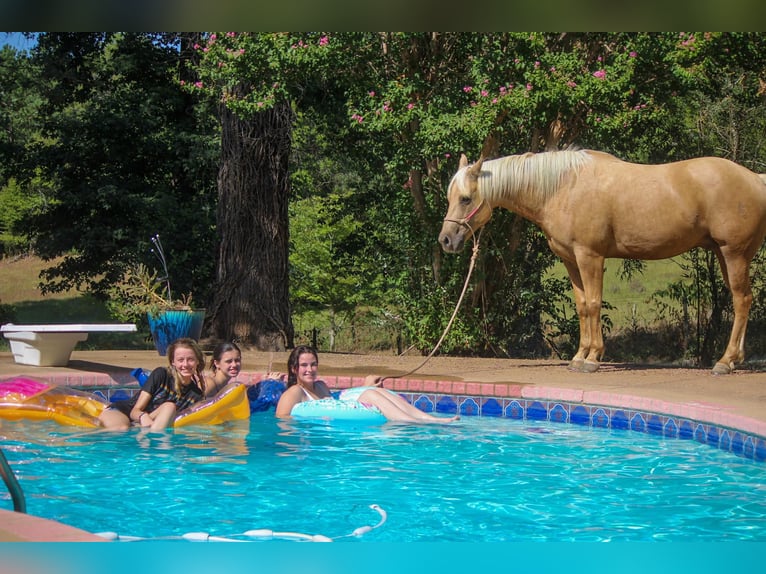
[647,414,664,436]
[526,401,548,421]
[630,413,646,433]
[435,396,457,414]
[460,398,480,417]
[694,424,707,444]
[505,400,525,420]
[481,398,503,417]
[719,430,732,452]
[679,420,694,440]
[592,408,610,428]
[611,410,629,430]
[570,405,590,426]
[755,439,766,462]
[550,403,569,423]
[706,426,720,447]
[744,437,755,460]
[109,389,131,402]
[663,418,679,438]
[414,395,435,413]
[731,432,744,455]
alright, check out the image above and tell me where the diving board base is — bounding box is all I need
[1,324,137,367]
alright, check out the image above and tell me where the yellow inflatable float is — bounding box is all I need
[0,377,249,428]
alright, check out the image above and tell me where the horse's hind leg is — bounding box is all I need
[713,250,752,375]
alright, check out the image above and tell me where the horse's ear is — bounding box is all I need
[459,153,469,168]
[467,157,484,178]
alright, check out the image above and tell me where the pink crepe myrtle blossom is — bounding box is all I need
[567,81,577,88]
[526,83,533,91]
[319,35,329,46]
[351,113,364,123]
[407,103,415,110]
[629,51,637,58]
[480,90,488,97]
[463,85,472,93]
[368,90,375,97]
[593,70,606,79]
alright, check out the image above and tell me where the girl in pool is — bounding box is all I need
[204,341,244,398]
[99,338,208,431]
[275,345,459,423]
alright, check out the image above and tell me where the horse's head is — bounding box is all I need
[439,154,492,253]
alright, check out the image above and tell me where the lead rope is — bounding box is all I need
[379,228,482,386]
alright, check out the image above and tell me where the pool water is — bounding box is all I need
[2,415,766,542]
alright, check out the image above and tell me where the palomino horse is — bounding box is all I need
[439,150,766,374]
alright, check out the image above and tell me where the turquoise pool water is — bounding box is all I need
[2,415,766,542]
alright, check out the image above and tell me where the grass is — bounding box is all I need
[0,256,152,350]
[547,257,684,330]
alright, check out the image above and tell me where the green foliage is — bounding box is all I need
[0,177,47,256]
[106,262,194,326]
[19,33,218,303]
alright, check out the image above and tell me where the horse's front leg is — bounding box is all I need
[562,259,591,372]
[567,255,605,373]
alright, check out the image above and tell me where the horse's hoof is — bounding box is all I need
[582,361,600,373]
[568,358,584,372]
[568,359,599,373]
[712,362,733,375]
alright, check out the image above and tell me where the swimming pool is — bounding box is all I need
[2,413,765,542]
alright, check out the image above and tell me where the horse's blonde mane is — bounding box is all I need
[480,150,592,205]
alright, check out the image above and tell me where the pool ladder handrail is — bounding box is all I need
[0,447,26,513]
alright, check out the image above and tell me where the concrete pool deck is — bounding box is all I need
[1,348,765,541]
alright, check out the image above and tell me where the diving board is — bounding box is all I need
[1,323,137,367]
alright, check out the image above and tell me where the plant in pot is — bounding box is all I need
[107,235,205,356]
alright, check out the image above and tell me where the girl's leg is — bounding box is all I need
[98,408,131,431]
[144,402,177,430]
[357,388,459,423]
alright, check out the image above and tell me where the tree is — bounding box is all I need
[20,33,218,304]
[189,32,363,349]
[0,44,44,256]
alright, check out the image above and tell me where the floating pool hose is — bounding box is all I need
[95,504,387,542]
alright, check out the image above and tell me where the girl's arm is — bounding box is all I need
[129,390,153,425]
[275,386,303,418]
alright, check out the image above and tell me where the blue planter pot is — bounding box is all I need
[147,309,206,356]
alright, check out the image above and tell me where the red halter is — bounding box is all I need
[443,198,487,227]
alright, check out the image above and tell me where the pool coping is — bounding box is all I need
[42,369,764,439]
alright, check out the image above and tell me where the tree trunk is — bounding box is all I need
[207,101,294,350]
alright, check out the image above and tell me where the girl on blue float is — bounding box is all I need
[275,345,459,423]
